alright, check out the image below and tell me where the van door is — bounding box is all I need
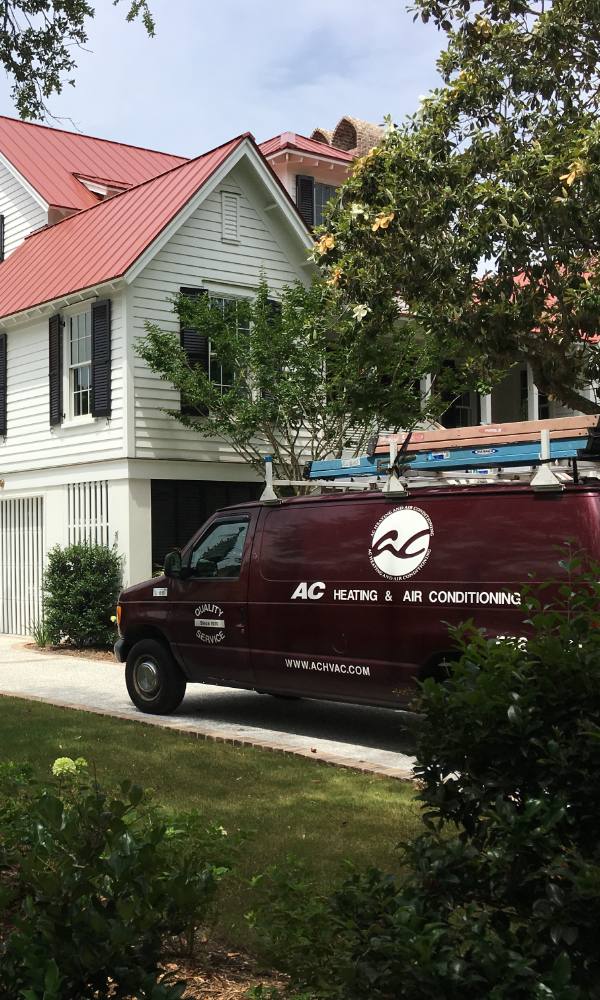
[168,512,255,686]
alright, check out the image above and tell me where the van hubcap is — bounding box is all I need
[134,657,160,696]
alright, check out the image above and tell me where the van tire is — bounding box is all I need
[125,638,186,715]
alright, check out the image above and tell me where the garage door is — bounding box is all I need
[0,497,44,635]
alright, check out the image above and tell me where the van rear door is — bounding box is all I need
[168,511,256,686]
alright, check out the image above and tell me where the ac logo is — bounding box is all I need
[291,581,326,601]
[369,506,433,581]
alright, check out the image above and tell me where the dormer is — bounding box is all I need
[260,132,353,228]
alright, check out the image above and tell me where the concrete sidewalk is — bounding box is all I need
[0,635,416,780]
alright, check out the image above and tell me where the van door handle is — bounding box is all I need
[237,606,247,633]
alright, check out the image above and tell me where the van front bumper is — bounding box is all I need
[114,638,129,663]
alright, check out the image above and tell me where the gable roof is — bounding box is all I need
[0,135,251,320]
[0,115,187,211]
[259,132,354,163]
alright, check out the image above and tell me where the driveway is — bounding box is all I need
[0,635,416,779]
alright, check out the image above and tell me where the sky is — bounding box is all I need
[0,0,444,156]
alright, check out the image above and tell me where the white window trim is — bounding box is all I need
[62,305,95,426]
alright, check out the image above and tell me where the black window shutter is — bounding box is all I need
[296,175,315,227]
[0,215,5,263]
[0,332,7,436]
[91,299,112,418]
[180,287,209,417]
[49,314,63,426]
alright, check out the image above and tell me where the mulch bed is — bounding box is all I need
[164,946,287,998]
[25,642,117,663]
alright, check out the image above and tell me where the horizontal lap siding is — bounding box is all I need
[132,171,307,462]
[0,160,47,256]
[0,294,125,473]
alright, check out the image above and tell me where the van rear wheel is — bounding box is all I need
[125,638,186,715]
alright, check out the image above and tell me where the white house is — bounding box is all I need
[0,113,591,635]
[0,116,360,634]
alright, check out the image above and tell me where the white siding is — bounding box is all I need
[0,159,47,256]
[132,165,309,462]
[0,293,126,473]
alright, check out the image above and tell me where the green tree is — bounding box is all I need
[321,0,600,415]
[135,279,432,485]
[0,1,155,120]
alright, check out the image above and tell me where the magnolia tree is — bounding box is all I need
[0,1,155,120]
[319,0,600,415]
[136,279,434,485]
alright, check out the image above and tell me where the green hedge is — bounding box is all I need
[42,543,122,648]
[0,759,233,999]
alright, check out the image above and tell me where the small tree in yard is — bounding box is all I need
[43,543,121,648]
[136,279,434,485]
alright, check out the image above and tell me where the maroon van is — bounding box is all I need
[115,483,600,714]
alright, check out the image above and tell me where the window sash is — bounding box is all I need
[67,311,92,418]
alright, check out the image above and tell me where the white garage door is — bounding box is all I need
[0,497,44,635]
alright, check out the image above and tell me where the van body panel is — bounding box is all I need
[118,485,600,710]
[168,509,259,685]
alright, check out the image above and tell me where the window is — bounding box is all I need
[208,297,250,395]
[295,176,338,228]
[189,519,249,578]
[68,310,92,417]
[314,182,337,226]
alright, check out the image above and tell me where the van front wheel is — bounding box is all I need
[125,639,186,715]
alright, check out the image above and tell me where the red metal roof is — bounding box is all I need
[0,116,187,210]
[259,132,354,163]
[0,135,248,320]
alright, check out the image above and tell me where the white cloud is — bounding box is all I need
[0,0,443,155]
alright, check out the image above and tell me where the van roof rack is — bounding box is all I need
[260,416,600,501]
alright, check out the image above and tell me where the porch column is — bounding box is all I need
[526,364,539,421]
[108,478,152,588]
[479,393,492,425]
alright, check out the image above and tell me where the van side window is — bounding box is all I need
[189,520,249,579]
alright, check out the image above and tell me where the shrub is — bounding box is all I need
[0,759,232,999]
[42,542,122,647]
[248,562,600,999]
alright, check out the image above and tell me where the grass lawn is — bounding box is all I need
[0,695,423,950]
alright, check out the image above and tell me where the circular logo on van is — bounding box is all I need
[194,603,225,645]
[369,506,433,580]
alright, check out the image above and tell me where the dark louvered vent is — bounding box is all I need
[0,215,5,263]
[0,332,7,436]
[91,299,112,418]
[49,314,63,426]
[296,175,315,227]
[150,479,262,570]
[180,286,209,417]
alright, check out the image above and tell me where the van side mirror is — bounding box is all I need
[164,550,182,578]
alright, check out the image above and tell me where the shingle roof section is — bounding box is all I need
[259,132,354,162]
[0,116,188,210]
[0,134,248,320]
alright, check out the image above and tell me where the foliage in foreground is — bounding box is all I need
[0,758,233,999]
[42,542,122,648]
[249,562,600,998]
[321,0,600,417]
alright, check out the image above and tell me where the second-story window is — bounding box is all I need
[68,310,92,417]
[209,297,250,394]
[296,176,337,228]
